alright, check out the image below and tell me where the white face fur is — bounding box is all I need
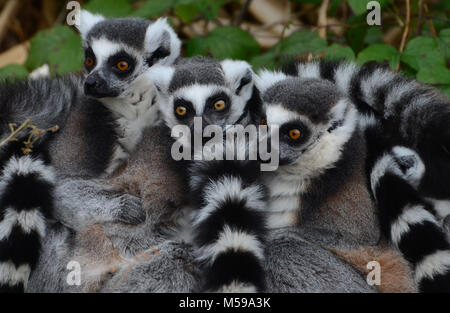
[256,70,358,178]
[148,59,256,131]
[76,10,181,100]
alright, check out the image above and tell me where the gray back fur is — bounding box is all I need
[27,125,380,293]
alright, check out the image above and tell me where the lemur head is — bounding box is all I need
[256,71,357,172]
[148,56,263,131]
[76,10,181,99]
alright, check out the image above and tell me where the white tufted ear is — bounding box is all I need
[144,18,181,66]
[146,64,175,96]
[255,70,288,94]
[76,10,105,39]
[220,60,255,100]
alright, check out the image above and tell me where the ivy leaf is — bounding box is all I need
[323,44,355,60]
[251,30,327,69]
[26,26,84,75]
[0,64,29,81]
[357,43,399,69]
[84,0,133,17]
[186,27,260,60]
[400,36,446,71]
[416,66,450,85]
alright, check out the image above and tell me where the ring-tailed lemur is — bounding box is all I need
[255,71,450,292]
[283,60,450,212]
[0,10,181,292]
[364,121,450,292]
[148,57,268,292]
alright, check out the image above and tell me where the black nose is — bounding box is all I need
[84,76,98,88]
[84,74,113,98]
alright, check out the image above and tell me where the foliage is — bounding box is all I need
[0,0,448,98]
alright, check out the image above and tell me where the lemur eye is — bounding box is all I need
[289,129,301,140]
[261,119,267,126]
[176,106,187,116]
[117,61,129,71]
[214,100,226,111]
[85,57,95,67]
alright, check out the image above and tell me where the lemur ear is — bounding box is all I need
[220,60,255,100]
[144,18,181,67]
[255,70,288,94]
[146,64,175,96]
[76,10,105,39]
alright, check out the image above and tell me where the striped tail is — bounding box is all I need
[364,124,450,292]
[284,59,450,198]
[0,140,55,293]
[188,160,267,292]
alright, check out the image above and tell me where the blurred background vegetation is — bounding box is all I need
[0,0,448,97]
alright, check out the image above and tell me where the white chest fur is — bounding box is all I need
[101,81,159,174]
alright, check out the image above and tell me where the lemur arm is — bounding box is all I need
[53,177,145,232]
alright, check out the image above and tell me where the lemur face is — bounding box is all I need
[256,71,356,167]
[149,57,256,131]
[76,10,180,99]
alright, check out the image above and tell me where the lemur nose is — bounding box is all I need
[84,76,98,88]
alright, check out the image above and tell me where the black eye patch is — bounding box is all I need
[205,92,231,114]
[84,47,96,72]
[279,121,311,146]
[146,46,170,67]
[107,51,136,77]
[174,98,194,120]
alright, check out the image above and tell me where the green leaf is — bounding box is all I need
[438,28,450,59]
[323,44,355,60]
[346,15,368,53]
[416,66,450,85]
[132,0,175,18]
[0,64,28,81]
[364,27,383,44]
[347,0,391,15]
[26,26,84,75]
[186,27,260,60]
[438,86,450,100]
[357,43,399,69]
[400,36,446,71]
[196,0,224,20]
[251,30,327,69]
[84,0,133,17]
[175,3,201,23]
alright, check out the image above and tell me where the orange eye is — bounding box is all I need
[289,129,301,140]
[117,61,129,71]
[261,119,267,126]
[176,106,187,116]
[85,57,94,67]
[214,100,226,111]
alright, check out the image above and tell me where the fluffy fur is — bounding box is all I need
[256,71,417,292]
[150,57,268,292]
[364,123,450,292]
[282,59,450,201]
[0,10,181,292]
[0,139,55,292]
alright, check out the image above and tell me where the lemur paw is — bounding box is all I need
[112,194,146,225]
[391,146,425,188]
[444,215,450,234]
